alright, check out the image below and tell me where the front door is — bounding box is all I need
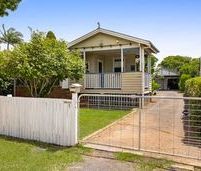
[98,61,104,88]
[98,61,103,73]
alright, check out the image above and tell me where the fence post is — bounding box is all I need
[72,92,78,145]
[70,83,82,145]
[138,97,142,150]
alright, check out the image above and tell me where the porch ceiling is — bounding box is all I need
[86,48,140,56]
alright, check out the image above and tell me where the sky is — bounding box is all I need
[1,0,201,62]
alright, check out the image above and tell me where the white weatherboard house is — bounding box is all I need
[64,27,159,95]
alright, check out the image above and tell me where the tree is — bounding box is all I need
[0,24,23,50]
[4,31,84,97]
[0,51,11,94]
[0,0,21,17]
[160,55,191,71]
[145,55,158,74]
[179,74,191,92]
[46,31,56,40]
[150,55,158,74]
[180,58,200,77]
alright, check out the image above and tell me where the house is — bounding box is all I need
[62,27,159,95]
[16,27,159,98]
[156,68,179,90]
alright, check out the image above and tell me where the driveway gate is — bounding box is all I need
[78,93,201,165]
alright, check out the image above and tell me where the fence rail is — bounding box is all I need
[0,96,77,146]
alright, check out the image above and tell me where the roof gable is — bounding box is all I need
[68,28,159,53]
[69,32,137,49]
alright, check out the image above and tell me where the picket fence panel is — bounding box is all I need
[0,96,77,146]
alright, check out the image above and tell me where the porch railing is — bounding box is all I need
[85,73,122,89]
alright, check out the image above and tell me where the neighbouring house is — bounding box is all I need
[156,68,179,90]
[16,27,159,98]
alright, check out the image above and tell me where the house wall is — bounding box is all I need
[122,72,142,93]
[86,53,136,73]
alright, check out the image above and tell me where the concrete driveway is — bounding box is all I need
[83,91,201,166]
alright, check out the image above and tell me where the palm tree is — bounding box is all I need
[0,24,23,50]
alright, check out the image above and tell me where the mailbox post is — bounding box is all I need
[69,83,82,145]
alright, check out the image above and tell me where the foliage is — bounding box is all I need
[184,77,201,139]
[150,55,158,74]
[80,108,129,139]
[0,51,11,94]
[180,58,200,77]
[185,77,201,97]
[145,55,158,74]
[152,80,160,92]
[160,55,191,71]
[46,31,56,40]
[0,24,23,50]
[179,74,191,92]
[3,31,84,97]
[0,0,21,17]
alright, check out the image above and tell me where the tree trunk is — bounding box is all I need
[7,43,10,50]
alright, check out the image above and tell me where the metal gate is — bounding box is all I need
[78,93,201,165]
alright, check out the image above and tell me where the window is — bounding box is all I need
[113,58,123,72]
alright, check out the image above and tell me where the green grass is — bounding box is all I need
[115,152,173,171]
[0,136,92,171]
[79,108,129,139]
[0,109,129,170]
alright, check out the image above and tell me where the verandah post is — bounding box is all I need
[83,51,86,88]
[121,47,124,72]
[148,54,152,91]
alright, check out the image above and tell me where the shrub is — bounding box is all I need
[152,80,160,92]
[185,77,201,97]
[184,77,201,142]
[179,74,191,92]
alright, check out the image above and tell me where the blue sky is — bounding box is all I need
[1,0,201,61]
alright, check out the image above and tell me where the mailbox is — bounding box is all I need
[70,83,82,93]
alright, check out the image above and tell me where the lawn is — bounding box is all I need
[79,108,130,139]
[0,108,129,170]
[0,136,91,171]
[115,152,173,170]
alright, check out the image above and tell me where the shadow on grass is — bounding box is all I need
[0,134,90,153]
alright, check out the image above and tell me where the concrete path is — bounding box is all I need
[67,156,137,171]
[83,91,201,166]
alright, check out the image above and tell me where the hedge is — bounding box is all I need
[185,77,201,97]
[179,74,191,92]
[184,77,201,142]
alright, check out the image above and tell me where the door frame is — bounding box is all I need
[97,59,104,73]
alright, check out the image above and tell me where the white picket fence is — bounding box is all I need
[0,95,78,146]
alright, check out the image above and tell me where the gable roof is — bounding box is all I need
[68,27,159,53]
